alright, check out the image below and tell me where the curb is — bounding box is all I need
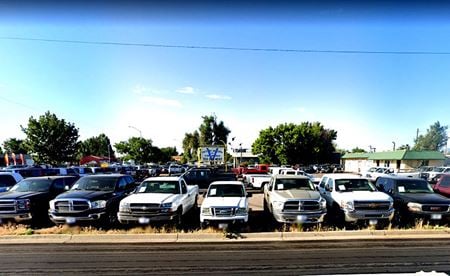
[0,229,448,244]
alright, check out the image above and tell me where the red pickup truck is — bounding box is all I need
[232,164,270,177]
[434,174,450,197]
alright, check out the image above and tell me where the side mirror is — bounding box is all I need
[64,185,70,191]
[325,186,332,192]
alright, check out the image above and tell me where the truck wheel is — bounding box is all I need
[263,199,269,214]
[175,208,183,227]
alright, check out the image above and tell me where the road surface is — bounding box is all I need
[0,239,449,275]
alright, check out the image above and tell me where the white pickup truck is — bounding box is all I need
[246,174,271,190]
[317,174,394,226]
[200,181,250,229]
[118,176,199,225]
[263,175,327,224]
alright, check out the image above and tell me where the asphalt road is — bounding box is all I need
[1,239,449,275]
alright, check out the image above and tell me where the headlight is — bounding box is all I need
[91,200,107,209]
[389,200,394,209]
[119,202,130,212]
[201,208,212,216]
[273,201,284,210]
[49,199,55,210]
[236,207,248,215]
[161,202,172,208]
[407,202,422,212]
[319,197,327,209]
[16,199,30,210]
[341,200,354,211]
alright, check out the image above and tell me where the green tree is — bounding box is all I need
[351,147,367,153]
[252,122,337,165]
[199,114,231,146]
[22,111,80,165]
[0,146,3,155]
[413,121,448,151]
[114,137,159,164]
[182,131,200,163]
[2,138,27,154]
[78,134,115,159]
[159,147,178,163]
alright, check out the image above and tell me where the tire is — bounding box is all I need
[174,208,183,227]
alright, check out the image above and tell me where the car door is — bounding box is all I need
[322,178,334,206]
[179,179,193,213]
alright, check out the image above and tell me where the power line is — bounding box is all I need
[1,36,450,55]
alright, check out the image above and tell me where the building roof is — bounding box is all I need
[342,150,446,161]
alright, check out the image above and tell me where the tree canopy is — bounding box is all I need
[21,111,80,165]
[78,134,115,159]
[351,147,367,153]
[2,138,27,154]
[252,122,337,165]
[114,137,160,164]
[413,121,448,151]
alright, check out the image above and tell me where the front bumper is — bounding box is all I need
[344,208,395,222]
[117,211,177,224]
[272,210,326,224]
[200,214,248,223]
[48,210,107,224]
[0,212,33,222]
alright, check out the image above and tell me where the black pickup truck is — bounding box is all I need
[48,174,137,226]
[376,176,450,225]
[182,168,236,189]
[0,176,79,223]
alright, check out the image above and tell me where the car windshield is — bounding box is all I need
[137,181,180,194]
[440,176,450,188]
[207,184,245,197]
[335,179,375,192]
[71,177,117,192]
[397,180,433,193]
[274,178,314,191]
[10,179,52,192]
[433,167,445,172]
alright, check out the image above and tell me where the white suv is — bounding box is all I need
[200,181,249,229]
[317,174,394,226]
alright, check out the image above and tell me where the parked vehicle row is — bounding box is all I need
[0,173,449,230]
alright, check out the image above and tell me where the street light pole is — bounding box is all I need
[128,125,142,138]
[219,139,227,172]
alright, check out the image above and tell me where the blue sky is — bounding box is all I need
[0,1,449,153]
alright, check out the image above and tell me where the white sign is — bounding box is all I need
[199,147,225,162]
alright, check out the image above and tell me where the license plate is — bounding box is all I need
[369,219,378,225]
[218,223,228,229]
[138,217,150,224]
[296,215,307,222]
[65,217,76,224]
[431,214,442,220]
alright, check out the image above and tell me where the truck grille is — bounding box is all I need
[130,203,161,214]
[213,207,235,217]
[55,200,90,212]
[0,200,16,212]
[283,201,321,212]
[422,205,449,212]
[354,201,391,211]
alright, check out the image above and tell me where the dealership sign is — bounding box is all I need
[198,147,225,162]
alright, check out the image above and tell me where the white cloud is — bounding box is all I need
[176,86,196,94]
[141,96,182,108]
[205,94,232,100]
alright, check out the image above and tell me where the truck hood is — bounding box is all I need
[397,193,450,204]
[122,193,178,204]
[274,190,320,200]
[201,197,247,208]
[55,190,113,201]
[333,191,392,202]
[0,191,47,200]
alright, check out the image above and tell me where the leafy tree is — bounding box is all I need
[2,138,28,154]
[159,147,178,163]
[413,121,448,151]
[21,111,79,165]
[182,131,200,163]
[199,114,231,146]
[78,134,115,159]
[252,122,337,165]
[114,137,160,164]
[351,147,367,153]
[0,146,3,155]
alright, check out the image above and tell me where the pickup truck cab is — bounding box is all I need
[200,181,249,229]
[318,174,394,226]
[118,176,199,225]
[0,176,78,223]
[0,172,24,193]
[433,174,450,197]
[49,174,137,225]
[376,176,450,225]
[264,175,327,224]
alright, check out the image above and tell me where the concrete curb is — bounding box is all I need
[0,229,448,244]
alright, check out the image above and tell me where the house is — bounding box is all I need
[341,150,446,173]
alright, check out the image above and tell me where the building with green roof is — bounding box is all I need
[341,150,446,173]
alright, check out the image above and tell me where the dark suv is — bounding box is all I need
[48,174,136,226]
[376,176,450,225]
[0,176,79,223]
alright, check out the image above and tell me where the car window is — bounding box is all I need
[274,178,314,190]
[319,177,327,188]
[396,179,433,193]
[180,180,188,194]
[335,179,375,192]
[326,178,333,190]
[0,175,17,187]
[117,177,127,191]
[439,176,450,188]
[53,178,65,190]
[72,177,118,192]
[208,184,244,197]
[10,179,52,192]
[137,181,180,194]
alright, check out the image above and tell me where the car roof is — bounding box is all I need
[83,174,124,178]
[143,176,180,182]
[322,173,366,180]
[377,175,427,181]
[21,175,78,180]
[210,181,244,186]
[273,175,309,179]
